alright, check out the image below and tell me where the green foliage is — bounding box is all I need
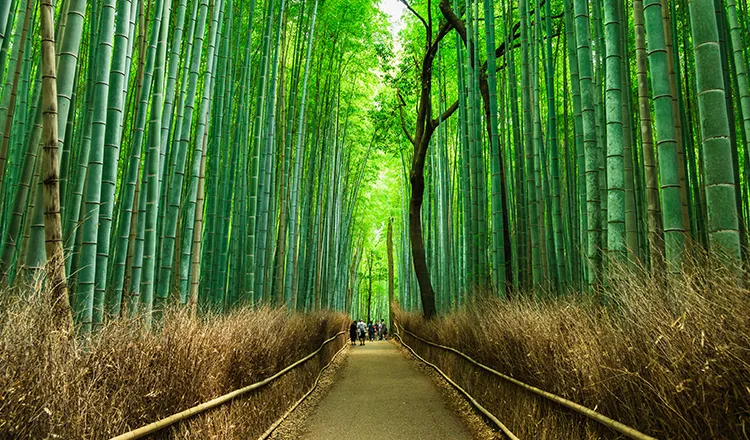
[0,0,747,325]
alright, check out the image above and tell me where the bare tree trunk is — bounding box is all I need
[401,18,458,320]
[409,155,437,319]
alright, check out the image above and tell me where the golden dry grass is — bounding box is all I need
[0,283,348,439]
[397,263,750,439]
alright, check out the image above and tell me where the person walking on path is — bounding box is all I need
[357,320,367,346]
[378,320,384,340]
[368,321,375,342]
[349,321,358,346]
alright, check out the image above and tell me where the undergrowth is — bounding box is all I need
[397,263,750,439]
[0,283,348,439]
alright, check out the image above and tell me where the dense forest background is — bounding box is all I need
[0,0,748,327]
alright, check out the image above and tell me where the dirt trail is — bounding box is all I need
[298,339,474,439]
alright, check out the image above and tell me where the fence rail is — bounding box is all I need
[393,324,520,440]
[258,340,348,440]
[109,330,347,440]
[397,324,658,440]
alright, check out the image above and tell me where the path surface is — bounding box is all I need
[300,339,474,439]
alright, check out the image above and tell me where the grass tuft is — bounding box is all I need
[0,283,348,439]
[398,262,750,439]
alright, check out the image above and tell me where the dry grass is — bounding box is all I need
[0,283,348,439]
[398,263,750,439]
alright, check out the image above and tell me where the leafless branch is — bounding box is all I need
[399,0,429,32]
[397,92,416,146]
[431,99,460,128]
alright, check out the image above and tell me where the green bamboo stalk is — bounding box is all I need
[521,0,541,288]
[620,1,638,262]
[563,0,586,287]
[604,0,626,266]
[532,8,549,288]
[95,0,133,324]
[633,0,664,271]
[0,0,12,52]
[155,0,208,308]
[55,0,88,225]
[726,0,750,265]
[286,0,319,307]
[483,0,506,295]
[506,0,526,291]
[246,0,278,303]
[256,0,286,301]
[178,0,224,302]
[204,0,232,304]
[688,0,742,265]
[0,0,32,193]
[109,0,164,313]
[574,0,602,289]
[75,0,116,332]
[63,28,97,278]
[140,0,170,322]
[546,0,565,288]
[0,0,34,282]
[643,0,686,272]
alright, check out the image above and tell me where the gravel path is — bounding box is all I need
[298,339,474,439]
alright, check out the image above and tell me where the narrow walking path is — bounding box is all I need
[299,339,474,439]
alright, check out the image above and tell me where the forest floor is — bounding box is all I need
[270,339,494,439]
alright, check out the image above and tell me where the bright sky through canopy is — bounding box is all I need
[379,0,405,53]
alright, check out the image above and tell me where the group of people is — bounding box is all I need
[349,319,388,346]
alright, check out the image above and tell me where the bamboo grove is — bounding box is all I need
[1,0,749,328]
[0,0,390,331]
[392,0,750,316]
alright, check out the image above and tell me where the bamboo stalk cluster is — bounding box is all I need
[0,0,386,331]
[396,0,749,314]
[0,0,748,324]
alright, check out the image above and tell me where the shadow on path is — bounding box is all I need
[300,340,473,439]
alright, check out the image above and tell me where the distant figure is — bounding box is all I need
[357,319,367,346]
[368,321,375,342]
[349,321,357,346]
[378,320,385,340]
[382,321,388,340]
